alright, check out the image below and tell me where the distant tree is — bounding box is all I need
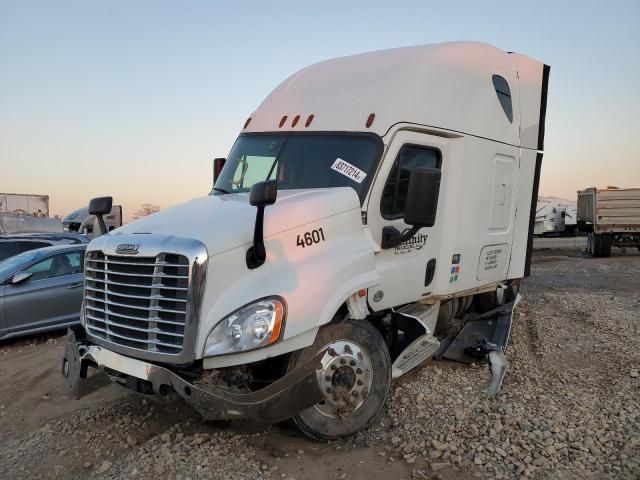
[134,204,160,219]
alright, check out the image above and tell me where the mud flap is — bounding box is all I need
[486,350,507,397]
[441,294,521,396]
[61,328,111,399]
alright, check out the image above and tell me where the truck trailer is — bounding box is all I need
[533,200,565,236]
[0,193,63,234]
[62,42,549,439]
[578,187,640,257]
[0,193,50,216]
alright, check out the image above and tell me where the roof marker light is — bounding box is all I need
[279,115,288,128]
[243,117,252,129]
[366,113,375,128]
[305,114,314,127]
[292,115,300,127]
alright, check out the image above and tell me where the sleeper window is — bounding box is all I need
[492,75,513,122]
[381,145,440,219]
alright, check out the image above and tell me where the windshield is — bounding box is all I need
[0,249,42,280]
[212,133,382,201]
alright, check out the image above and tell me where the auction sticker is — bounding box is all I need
[331,158,367,183]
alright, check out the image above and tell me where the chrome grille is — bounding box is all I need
[84,251,190,354]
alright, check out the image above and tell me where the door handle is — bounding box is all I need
[67,282,83,289]
[424,258,437,287]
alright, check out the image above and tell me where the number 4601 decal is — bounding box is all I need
[296,228,326,248]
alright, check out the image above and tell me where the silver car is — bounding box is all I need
[0,244,86,340]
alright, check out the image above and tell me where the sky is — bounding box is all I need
[1,0,639,220]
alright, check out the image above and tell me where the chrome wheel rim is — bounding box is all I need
[314,340,373,419]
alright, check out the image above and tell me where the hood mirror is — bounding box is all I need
[246,180,277,269]
[213,157,226,183]
[10,271,33,285]
[249,180,277,207]
[88,196,113,236]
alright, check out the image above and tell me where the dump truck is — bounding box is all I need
[62,42,549,439]
[578,187,640,257]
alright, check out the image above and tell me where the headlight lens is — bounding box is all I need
[204,298,285,356]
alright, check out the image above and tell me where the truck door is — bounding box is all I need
[366,131,447,310]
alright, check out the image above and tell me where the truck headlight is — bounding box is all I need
[204,298,285,356]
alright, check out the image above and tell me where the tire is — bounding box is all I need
[587,232,594,256]
[472,282,519,314]
[591,233,603,257]
[454,296,472,318]
[591,233,611,258]
[435,299,458,336]
[473,292,496,313]
[287,320,391,440]
[602,234,612,257]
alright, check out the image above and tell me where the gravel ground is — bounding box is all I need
[0,247,638,480]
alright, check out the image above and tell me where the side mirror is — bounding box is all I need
[213,157,226,183]
[246,180,278,269]
[381,168,441,249]
[10,271,33,285]
[404,167,441,227]
[88,196,113,237]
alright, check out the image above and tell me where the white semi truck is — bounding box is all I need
[62,204,123,239]
[63,42,549,439]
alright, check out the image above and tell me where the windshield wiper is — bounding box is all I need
[212,187,230,194]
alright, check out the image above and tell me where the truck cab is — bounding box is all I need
[62,205,123,239]
[63,42,549,439]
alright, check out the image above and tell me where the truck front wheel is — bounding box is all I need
[287,320,391,440]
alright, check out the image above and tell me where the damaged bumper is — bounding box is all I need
[61,328,326,423]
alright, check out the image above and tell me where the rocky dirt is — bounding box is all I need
[0,243,638,480]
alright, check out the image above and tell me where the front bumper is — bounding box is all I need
[62,328,326,423]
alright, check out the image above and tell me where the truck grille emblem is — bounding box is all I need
[115,243,139,255]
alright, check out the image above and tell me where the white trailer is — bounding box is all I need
[563,203,577,235]
[0,193,63,234]
[578,187,640,257]
[63,42,549,439]
[534,196,575,236]
[0,213,63,234]
[0,193,50,216]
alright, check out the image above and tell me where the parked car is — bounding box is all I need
[0,244,86,340]
[0,233,88,263]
